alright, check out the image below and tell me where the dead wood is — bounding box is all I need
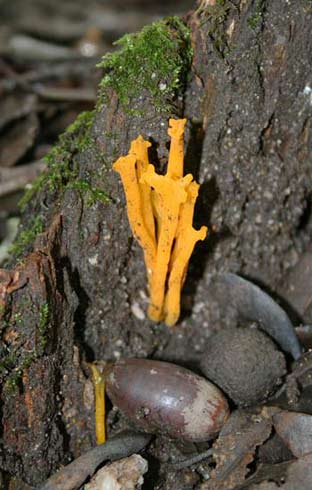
[0,1,311,487]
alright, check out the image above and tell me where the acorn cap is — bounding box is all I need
[200,328,286,407]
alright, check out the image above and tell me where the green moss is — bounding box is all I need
[68,179,110,207]
[13,311,23,325]
[1,302,51,394]
[18,111,96,211]
[3,373,20,395]
[97,17,193,113]
[0,345,23,394]
[65,110,94,146]
[3,355,34,395]
[247,0,264,29]
[39,303,49,334]
[8,216,44,258]
[37,302,49,354]
[17,20,191,211]
[18,109,111,212]
[87,188,110,207]
[0,346,17,370]
[198,0,231,58]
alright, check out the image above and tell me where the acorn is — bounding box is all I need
[200,328,286,407]
[106,358,230,442]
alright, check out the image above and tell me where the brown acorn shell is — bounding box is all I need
[106,358,230,442]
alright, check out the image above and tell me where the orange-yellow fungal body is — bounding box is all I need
[113,119,207,326]
[142,168,193,321]
[129,136,156,247]
[167,118,187,178]
[113,154,156,282]
[89,363,107,445]
[164,181,207,326]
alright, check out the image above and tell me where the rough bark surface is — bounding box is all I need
[0,0,311,488]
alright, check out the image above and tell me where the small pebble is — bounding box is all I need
[84,454,148,490]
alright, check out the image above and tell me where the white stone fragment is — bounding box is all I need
[131,302,145,320]
[303,85,312,106]
[88,254,98,265]
[84,454,148,490]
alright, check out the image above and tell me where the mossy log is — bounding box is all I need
[0,2,311,487]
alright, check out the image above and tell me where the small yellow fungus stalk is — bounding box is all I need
[142,168,193,321]
[112,118,207,326]
[113,154,156,282]
[130,136,156,246]
[167,118,187,178]
[89,363,107,445]
[164,182,208,326]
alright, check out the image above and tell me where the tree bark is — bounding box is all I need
[0,0,311,487]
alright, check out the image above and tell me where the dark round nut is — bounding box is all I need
[106,358,230,442]
[200,328,286,407]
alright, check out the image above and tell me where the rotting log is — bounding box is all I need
[0,1,311,487]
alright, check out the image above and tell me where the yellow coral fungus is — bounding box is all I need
[130,136,156,246]
[113,119,207,326]
[113,154,156,282]
[167,118,187,178]
[89,363,107,445]
[164,181,207,326]
[142,167,193,321]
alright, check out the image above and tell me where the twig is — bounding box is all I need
[36,431,151,490]
[165,448,213,470]
[33,85,96,101]
[0,160,46,198]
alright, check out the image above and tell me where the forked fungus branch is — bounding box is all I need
[113,118,207,326]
